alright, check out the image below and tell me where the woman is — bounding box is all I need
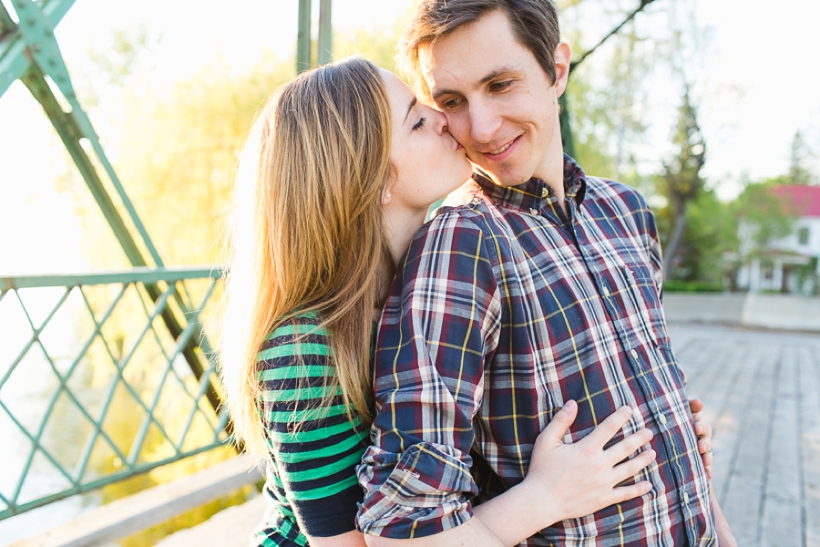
[219,57,709,547]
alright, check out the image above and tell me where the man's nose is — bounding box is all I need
[468,99,501,144]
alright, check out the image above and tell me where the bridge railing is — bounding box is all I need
[0,267,229,521]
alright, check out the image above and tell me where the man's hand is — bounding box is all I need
[688,398,714,479]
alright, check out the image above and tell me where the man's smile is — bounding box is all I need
[480,135,521,161]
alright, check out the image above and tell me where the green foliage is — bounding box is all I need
[61,53,295,269]
[86,24,159,86]
[731,179,794,259]
[664,188,736,285]
[332,10,411,74]
[565,73,616,178]
[564,23,649,183]
[659,90,705,212]
[663,279,724,293]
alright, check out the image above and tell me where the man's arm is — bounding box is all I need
[357,211,502,542]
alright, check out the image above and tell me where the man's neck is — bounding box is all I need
[533,147,566,204]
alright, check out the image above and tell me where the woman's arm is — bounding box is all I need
[258,316,369,544]
[308,530,368,547]
[472,401,653,546]
[364,402,654,547]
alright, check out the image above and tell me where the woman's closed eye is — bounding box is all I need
[412,117,426,131]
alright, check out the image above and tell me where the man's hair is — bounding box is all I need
[398,0,561,101]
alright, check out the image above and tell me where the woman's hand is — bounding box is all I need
[517,400,655,525]
[473,400,655,545]
[688,398,714,479]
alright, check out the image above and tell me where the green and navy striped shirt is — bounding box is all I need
[252,313,369,546]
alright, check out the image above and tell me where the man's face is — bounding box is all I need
[420,10,569,186]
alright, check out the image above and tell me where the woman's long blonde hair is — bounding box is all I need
[219,57,393,459]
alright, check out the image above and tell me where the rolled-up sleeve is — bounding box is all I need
[356,209,501,539]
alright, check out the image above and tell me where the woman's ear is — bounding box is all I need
[382,165,396,206]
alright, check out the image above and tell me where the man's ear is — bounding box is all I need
[552,42,572,98]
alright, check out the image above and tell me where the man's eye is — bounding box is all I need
[442,98,461,111]
[490,80,512,92]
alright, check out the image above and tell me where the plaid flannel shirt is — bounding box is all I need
[356,155,716,546]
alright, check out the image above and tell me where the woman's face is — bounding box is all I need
[380,70,472,212]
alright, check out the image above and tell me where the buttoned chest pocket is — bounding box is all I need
[619,265,672,350]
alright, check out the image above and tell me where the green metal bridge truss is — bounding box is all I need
[0,0,331,520]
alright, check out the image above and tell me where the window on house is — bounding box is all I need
[798,227,810,246]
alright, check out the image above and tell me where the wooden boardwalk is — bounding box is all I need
[157,323,820,547]
[670,323,820,547]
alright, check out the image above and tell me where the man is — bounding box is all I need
[357,1,734,545]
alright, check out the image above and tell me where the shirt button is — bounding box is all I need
[541,187,548,198]
[683,492,690,504]
[630,349,639,359]
[530,208,539,216]
[659,414,668,425]
[603,286,611,297]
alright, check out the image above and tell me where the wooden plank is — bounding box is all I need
[696,340,755,501]
[154,494,266,547]
[9,455,263,547]
[673,334,723,390]
[759,345,802,547]
[719,343,780,546]
[799,346,820,547]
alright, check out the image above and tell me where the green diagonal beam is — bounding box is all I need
[0,0,74,97]
[11,0,164,268]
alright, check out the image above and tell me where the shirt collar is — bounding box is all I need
[472,154,587,213]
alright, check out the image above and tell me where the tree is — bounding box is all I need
[788,130,814,184]
[658,87,706,277]
[60,52,296,269]
[559,0,660,159]
[661,189,736,291]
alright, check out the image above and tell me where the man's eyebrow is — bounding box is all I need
[404,97,417,124]
[430,67,518,101]
[480,67,517,85]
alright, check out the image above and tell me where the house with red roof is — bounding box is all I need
[736,185,820,294]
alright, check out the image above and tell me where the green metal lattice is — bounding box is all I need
[0,267,226,519]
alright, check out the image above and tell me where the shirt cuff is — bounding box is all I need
[356,441,477,539]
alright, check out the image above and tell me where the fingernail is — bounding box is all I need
[563,400,576,412]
